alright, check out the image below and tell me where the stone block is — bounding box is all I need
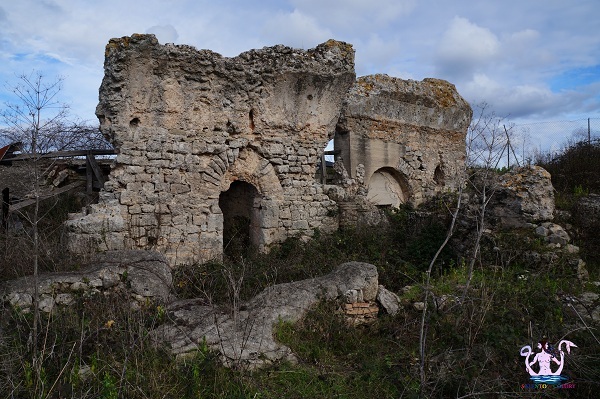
[170,183,191,194]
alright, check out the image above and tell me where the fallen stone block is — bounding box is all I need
[150,261,379,368]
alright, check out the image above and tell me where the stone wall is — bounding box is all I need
[67,34,356,266]
[66,35,472,267]
[335,74,472,205]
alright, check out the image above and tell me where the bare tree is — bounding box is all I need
[419,102,517,396]
[0,71,108,397]
[460,103,512,297]
[1,73,109,152]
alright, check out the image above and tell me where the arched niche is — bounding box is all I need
[218,149,283,257]
[219,180,261,257]
[366,167,410,208]
[434,165,445,186]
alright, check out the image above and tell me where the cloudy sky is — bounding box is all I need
[1,0,599,131]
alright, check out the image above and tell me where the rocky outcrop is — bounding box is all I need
[151,262,383,368]
[376,285,400,316]
[489,166,555,228]
[1,250,172,312]
[534,222,571,246]
[67,34,356,266]
[1,256,400,368]
[334,74,472,205]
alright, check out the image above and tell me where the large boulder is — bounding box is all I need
[1,250,172,313]
[489,166,555,228]
[151,262,379,368]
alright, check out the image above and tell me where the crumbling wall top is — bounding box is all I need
[343,74,472,133]
[97,34,356,146]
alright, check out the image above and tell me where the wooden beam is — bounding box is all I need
[2,187,8,231]
[2,149,115,162]
[86,152,106,186]
[8,181,84,213]
[86,154,93,196]
[320,154,327,184]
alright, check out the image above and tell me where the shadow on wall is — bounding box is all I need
[219,180,260,258]
[366,167,411,208]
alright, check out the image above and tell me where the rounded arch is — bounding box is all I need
[434,165,445,186]
[219,180,261,257]
[220,148,283,201]
[218,148,283,255]
[366,167,411,208]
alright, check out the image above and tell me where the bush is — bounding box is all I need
[2,187,598,398]
[537,139,600,195]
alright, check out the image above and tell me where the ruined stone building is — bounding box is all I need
[336,75,471,207]
[67,34,472,266]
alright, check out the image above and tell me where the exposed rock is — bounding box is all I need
[572,194,600,231]
[489,166,555,228]
[434,294,457,311]
[535,222,570,246]
[376,285,400,316]
[151,262,378,368]
[1,250,172,313]
[565,244,580,254]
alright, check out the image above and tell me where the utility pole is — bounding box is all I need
[589,118,591,145]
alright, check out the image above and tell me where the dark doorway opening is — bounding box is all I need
[219,180,260,258]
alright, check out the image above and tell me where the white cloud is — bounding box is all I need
[436,17,500,78]
[292,0,416,33]
[146,25,180,44]
[260,9,334,49]
[355,33,402,76]
[461,73,561,118]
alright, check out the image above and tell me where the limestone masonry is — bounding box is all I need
[335,74,471,206]
[67,34,472,266]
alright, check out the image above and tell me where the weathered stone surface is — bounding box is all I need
[568,291,600,323]
[67,34,355,266]
[151,262,378,368]
[1,250,172,312]
[534,222,570,246]
[376,285,400,316]
[335,74,472,206]
[489,166,555,227]
[65,35,474,266]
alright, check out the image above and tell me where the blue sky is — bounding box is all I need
[0,0,599,130]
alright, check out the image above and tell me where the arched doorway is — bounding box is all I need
[219,180,261,257]
[366,167,410,208]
